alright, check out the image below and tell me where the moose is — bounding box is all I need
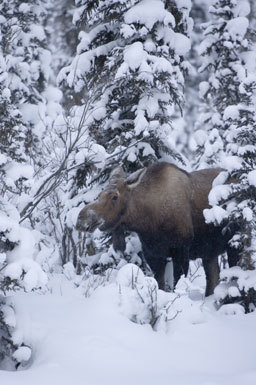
[76,162,239,296]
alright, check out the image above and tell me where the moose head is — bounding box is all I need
[76,166,146,233]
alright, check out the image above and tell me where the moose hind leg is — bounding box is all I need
[202,256,220,296]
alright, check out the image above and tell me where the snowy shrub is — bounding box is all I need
[215,266,256,313]
[61,234,143,297]
[0,203,48,294]
[60,261,117,298]
[76,268,116,298]
[117,263,160,328]
[0,297,32,370]
[0,200,48,369]
[116,263,204,332]
[81,231,143,274]
[217,303,245,316]
[0,208,48,369]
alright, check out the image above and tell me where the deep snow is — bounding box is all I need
[1,273,256,385]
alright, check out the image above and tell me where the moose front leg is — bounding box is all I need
[140,238,167,290]
[146,256,167,290]
[202,256,220,296]
[112,228,126,254]
[172,245,190,289]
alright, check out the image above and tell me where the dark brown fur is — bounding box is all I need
[76,162,238,296]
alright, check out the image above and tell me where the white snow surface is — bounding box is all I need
[226,17,249,41]
[124,0,176,30]
[12,346,32,364]
[233,0,251,18]
[204,205,228,225]
[223,105,240,121]
[1,272,256,385]
[3,162,34,182]
[123,42,147,71]
[248,170,256,187]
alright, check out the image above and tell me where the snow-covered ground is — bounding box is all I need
[1,271,256,385]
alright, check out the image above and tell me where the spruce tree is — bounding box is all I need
[195,0,256,309]
[184,0,211,160]
[0,0,50,368]
[58,0,192,176]
[57,0,192,274]
[0,0,52,167]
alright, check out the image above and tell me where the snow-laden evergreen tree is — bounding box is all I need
[47,0,77,71]
[59,0,192,175]
[183,0,214,159]
[57,0,192,275]
[248,0,256,30]
[0,189,49,370]
[0,0,52,166]
[0,0,52,369]
[195,0,256,310]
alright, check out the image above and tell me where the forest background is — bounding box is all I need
[0,0,256,376]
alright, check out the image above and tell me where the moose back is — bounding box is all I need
[76,162,238,296]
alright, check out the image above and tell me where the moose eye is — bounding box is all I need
[111,194,118,201]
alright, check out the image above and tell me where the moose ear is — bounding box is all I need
[125,168,146,188]
[109,166,126,184]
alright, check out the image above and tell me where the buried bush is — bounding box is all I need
[116,263,202,332]
[214,266,256,313]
